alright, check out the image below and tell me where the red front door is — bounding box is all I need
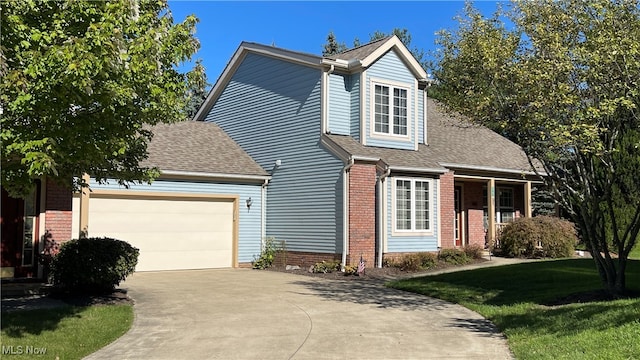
[1,186,40,278]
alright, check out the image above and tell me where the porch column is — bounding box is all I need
[79,173,90,238]
[487,178,496,244]
[524,181,532,218]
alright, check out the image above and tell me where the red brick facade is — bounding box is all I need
[274,251,340,269]
[439,171,455,249]
[44,179,73,243]
[463,182,487,248]
[347,163,377,267]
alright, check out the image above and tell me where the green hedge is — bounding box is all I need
[498,216,578,258]
[50,237,139,293]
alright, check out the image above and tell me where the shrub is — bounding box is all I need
[312,260,341,273]
[386,252,437,271]
[462,244,485,259]
[50,237,139,294]
[252,237,280,269]
[438,248,471,265]
[343,264,358,276]
[498,216,577,259]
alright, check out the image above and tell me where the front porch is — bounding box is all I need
[453,175,534,249]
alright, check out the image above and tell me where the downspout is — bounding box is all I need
[377,166,391,268]
[342,157,355,269]
[261,179,268,249]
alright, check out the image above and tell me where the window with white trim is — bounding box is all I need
[374,83,408,136]
[394,178,432,232]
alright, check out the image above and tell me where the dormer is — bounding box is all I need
[322,36,429,151]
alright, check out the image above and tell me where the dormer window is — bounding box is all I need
[371,79,411,138]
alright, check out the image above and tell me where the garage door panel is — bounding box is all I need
[90,213,233,234]
[136,250,231,272]
[88,195,235,271]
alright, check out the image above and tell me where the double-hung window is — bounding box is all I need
[374,83,408,136]
[394,178,432,233]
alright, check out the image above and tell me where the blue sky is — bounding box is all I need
[167,1,505,83]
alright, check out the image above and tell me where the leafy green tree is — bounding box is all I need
[185,59,210,119]
[1,0,202,197]
[322,31,347,56]
[433,0,640,296]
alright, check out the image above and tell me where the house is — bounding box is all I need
[1,121,269,277]
[0,35,540,279]
[195,35,540,268]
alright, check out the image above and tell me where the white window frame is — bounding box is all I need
[392,177,434,236]
[369,78,412,141]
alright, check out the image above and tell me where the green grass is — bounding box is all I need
[1,304,133,359]
[388,259,640,360]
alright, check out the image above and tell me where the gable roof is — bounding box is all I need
[194,36,427,121]
[324,36,427,79]
[143,121,269,179]
[324,98,538,177]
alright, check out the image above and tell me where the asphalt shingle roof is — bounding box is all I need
[326,98,535,174]
[325,36,392,62]
[143,121,268,177]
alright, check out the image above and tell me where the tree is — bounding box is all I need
[433,0,640,296]
[185,59,210,119]
[1,0,202,197]
[322,31,347,56]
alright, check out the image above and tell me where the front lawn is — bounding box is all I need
[1,304,133,359]
[388,258,640,360]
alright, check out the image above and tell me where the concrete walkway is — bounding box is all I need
[85,261,516,360]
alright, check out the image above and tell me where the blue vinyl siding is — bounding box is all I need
[328,73,350,135]
[89,178,263,263]
[365,50,417,150]
[386,176,439,252]
[206,52,345,254]
[350,75,360,140]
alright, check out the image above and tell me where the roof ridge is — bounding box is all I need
[329,35,393,57]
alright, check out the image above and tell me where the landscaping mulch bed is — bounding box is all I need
[265,258,489,281]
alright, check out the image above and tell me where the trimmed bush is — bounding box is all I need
[50,237,139,293]
[463,244,485,259]
[498,216,578,259]
[438,248,471,265]
[312,260,341,273]
[386,252,437,271]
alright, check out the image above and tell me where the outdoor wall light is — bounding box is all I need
[246,197,253,209]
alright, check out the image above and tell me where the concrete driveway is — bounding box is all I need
[85,269,512,360]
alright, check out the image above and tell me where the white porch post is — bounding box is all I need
[525,181,532,218]
[487,178,496,244]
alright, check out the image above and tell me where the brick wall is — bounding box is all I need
[439,171,455,249]
[274,251,340,269]
[463,182,487,248]
[348,163,376,266]
[45,179,73,243]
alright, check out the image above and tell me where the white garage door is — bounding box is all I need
[88,194,235,271]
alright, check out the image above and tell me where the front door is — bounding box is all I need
[454,186,463,247]
[1,186,40,278]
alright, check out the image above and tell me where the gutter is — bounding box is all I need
[437,163,544,177]
[388,165,448,174]
[160,170,271,182]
